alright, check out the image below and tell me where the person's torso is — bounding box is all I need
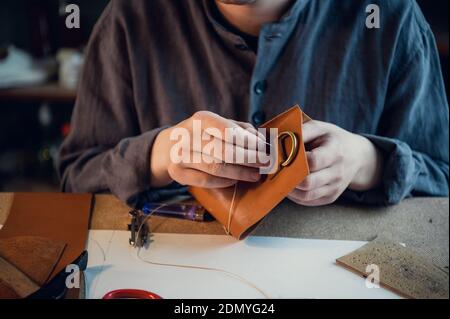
[118,0,423,134]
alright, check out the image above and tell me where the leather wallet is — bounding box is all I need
[189,105,311,239]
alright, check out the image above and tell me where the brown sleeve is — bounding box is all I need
[58,2,163,206]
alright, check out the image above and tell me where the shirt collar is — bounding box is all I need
[202,0,307,38]
[279,0,306,23]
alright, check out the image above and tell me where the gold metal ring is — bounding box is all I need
[278,131,298,167]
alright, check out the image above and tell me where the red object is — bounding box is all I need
[61,123,71,137]
[102,289,163,300]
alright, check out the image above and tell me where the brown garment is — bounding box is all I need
[59,0,258,205]
[58,0,449,206]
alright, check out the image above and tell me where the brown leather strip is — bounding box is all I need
[0,236,66,286]
[0,256,40,298]
[0,280,20,299]
[0,193,92,280]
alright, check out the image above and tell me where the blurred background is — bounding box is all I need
[0,0,448,192]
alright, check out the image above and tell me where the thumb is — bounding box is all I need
[302,120,327,144]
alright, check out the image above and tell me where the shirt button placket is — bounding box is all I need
[251,25,275,126]
[254,80,267,96]
[252,111,266,126]
[252,80,267,125]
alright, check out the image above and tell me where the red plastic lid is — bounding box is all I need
[102,289,163,300]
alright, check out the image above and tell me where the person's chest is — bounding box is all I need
[127,1,391,134]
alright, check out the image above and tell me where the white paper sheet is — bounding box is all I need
[85,231,400,299]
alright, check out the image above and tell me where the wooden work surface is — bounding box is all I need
[0,84,76,103]
[0,193,225,235]
[0,193,448,271]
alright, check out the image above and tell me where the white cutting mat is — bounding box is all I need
[85,230,400,299]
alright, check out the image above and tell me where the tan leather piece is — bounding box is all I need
[91,194,130,230]
[0,193,13,226]
[189,105,310,239]
[0,280,20,299]
[336,239,449,299]
[0,193,92,280]
[0,236,66,286]
[0,256,40,298]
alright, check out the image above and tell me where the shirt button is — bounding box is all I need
[252,111,266,126]
[254,81,267,95]
[265,33,283,41]
[235,43,249,51]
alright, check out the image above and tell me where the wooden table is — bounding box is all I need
[0,84,76,103]
[0,193,224,235]
[0,193,448,270]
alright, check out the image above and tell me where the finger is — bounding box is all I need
[222,144,268,167]
[190,137,268,168]
[306,134,327,151]
[170,165,237,188]
[182,153,261,182]
[234,121,266,141]
[288,194,338,207]
[307,142,341,172]
[296,167,341,191]
[224,126,266,150]
[289,183,341,203]
[302,120,328,144]
[201,113,264,150]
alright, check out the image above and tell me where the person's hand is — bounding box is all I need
[150,111,266,188]
[288,120,384,206]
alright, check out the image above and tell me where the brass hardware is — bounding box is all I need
[278,131,298,168]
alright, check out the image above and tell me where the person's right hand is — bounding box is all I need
[150,111,267,188]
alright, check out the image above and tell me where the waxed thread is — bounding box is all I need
[91,230,115,297]
[225,182,239,235]
[225,131,296,235]
[134,201,271,299]
[134,247,270,298]
[132,203,168,248]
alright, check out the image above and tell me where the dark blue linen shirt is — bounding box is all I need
[59,0,449,207]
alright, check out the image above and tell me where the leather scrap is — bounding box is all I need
[0,256,40,298]
[0,236,66,286]
[0,193,92,280]
[0,280,20,299]
[336,239,449,299]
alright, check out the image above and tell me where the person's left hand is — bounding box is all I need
[287,120,384,206]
